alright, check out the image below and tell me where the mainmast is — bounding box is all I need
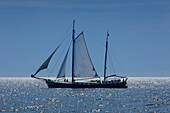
[72,20,75,82]
[104,31,109,81]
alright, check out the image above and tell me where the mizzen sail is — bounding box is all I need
[73,32,98,78]
[34,44,61,75]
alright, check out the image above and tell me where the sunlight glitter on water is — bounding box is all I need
[0,77,169,112]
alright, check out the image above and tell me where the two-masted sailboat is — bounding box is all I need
[31,20,128,88]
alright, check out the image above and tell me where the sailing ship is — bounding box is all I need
[31,20,128,88]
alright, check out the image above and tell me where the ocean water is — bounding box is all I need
[0,77,169,113]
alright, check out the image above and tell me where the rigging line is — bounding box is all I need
[55,23,72,47]
[108,50,116,74]
[55,41,72,78]
[48,37,71,77]
[48,38,72,77]
[108,49,126,76]
[84,29,105,47]
[48,39,71,77]
[46,23,72,77]
[34,24,71,77]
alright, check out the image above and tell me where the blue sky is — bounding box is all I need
[0,0,170,77]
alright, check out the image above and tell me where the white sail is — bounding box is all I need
[73,32,98,78]
[34,44,61,75]
[57,47,70,78]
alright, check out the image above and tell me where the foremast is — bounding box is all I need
[104,31,109,81]
[72,20,75,82]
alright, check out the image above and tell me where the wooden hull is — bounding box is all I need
[45,80,127,88]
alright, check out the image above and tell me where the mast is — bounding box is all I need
[104,31,109,81]
[72,20,75,82]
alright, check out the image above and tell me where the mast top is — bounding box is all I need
[107,31,109,36]
[106,31,109,41]
[73,20,75,29]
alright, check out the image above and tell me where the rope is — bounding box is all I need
[55,23,72,46]
[108,50,116,74]
[47,23,72,77]
[108,49,126,76]
[48,39,71,77]
[84,29,105,47]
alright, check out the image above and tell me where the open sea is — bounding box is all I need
[0,77,169,113]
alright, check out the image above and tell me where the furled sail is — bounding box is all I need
[57,46,70,78]
[73,32,98,78]
[34,44,61,75]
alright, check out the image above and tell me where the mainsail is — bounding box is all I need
[57,46,70,78]
[34,44,61,75]
[73,32,98,78]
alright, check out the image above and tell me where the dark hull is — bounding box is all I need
[46,81,127,88]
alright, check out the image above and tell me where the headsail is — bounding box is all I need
[73,32,98,78]
[34,44,61,75]
[57,46,70,78]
